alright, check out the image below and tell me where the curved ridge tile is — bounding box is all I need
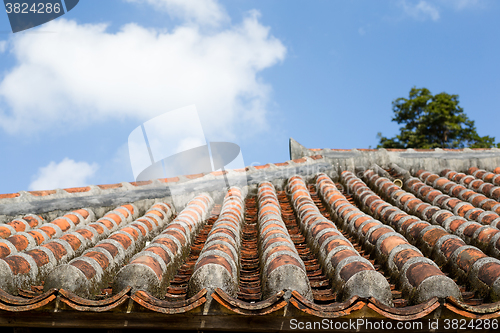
[288,175,393,306]
[257,182,313,301]
[441,168,500,217]
[444,301,500,319]
[414,169,500,228]
[188,187,244,297]
[0,215,46,239]
[363,170,500,302]
[0,205,136,294]
[446,295,500,315]
[0,208,95,259]
[326,171,461,305]
[113,194,213,297]
[212,288,287,315]
[0,293,56,312]
[394,170,500,258]
[289,291,366,318]
[132,296,206,314]
[464,167,500,190]
[44,203,172,298]
[0,287,57,306]
[59,286,131,307]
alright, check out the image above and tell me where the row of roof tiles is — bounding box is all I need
[0,208,95,259]
[309,148,500,153]
[296,175,393,305]
[364,169,500,302]
[258,182,313,301]
[115,194,213,298]
[405,174,500,257]
[443,168,500,202]
[415,170,500,220]
[0,285,451,320]
[338,171,461,304]
[189,188,245,298]
[0,205,135,294]
[0,214,45,239]
[3,168,500,320]
[45,203,172,298]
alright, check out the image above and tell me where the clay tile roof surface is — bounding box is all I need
[2,139,500,331]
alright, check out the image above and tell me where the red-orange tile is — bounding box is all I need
[97,183,123,190]
[185,173,205,180]
[0,193,20,199]
[130,180,153,186]
[28,190,56,197]
[64,187,91,193]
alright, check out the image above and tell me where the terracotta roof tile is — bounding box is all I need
[189,188,244,297]
[0,215,45,239]
[130,180,153,186]
[97,183,123,190]
[28,190,57,197]
[159,177,180,183]
[112,195,213,297]
[0,193,20,199]
[64,187,91,193]
[209,170,228,177]
[254,164,271,170]
[2,144,500,328]
[184,173,205,180]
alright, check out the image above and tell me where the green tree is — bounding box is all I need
[377,87,497,149]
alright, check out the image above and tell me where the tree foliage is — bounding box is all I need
[377,87,497,149]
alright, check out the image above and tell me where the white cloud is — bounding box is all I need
[455,0,479,9]
[29,158,99,190]
[0,10,286,140]
[0,41,6,53]
[400,0,440,21]
[398,0,484,21]
[125,0,228,26]
[360,24,371,35]
[441,0,480,10]
[95,144,135,184]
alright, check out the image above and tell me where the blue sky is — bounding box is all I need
[0,0,499,193]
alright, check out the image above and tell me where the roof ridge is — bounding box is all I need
[0,155,327,217]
